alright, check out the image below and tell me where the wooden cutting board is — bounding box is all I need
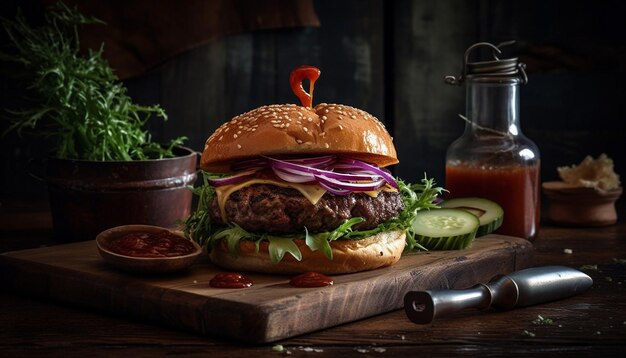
[0,235,533,344]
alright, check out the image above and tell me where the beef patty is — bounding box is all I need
[210,184,405,234]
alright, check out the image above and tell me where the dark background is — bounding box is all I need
[1,0,625,203]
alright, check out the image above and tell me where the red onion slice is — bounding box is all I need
[212,155,398,194]
[265,157,377,181]
[317,181,352,196]
[335,159,399,189]
[208,170,257,187]
[273,163,376,182]
[315,174,386,192]
[272,167,316,183]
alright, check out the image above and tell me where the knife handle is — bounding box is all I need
[404,284,492,324]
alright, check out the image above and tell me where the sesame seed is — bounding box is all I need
[237,144,242,149]
[339,124,344,130]
[351,115,356,119]
[322,115,327,120]
[218,135,223,141]
[285,123,290,127]
[224,127,229,132]
[303,127,309,132]
[273,124,281,128]
[304,141,312,145]
[338,116,344,120]
[324,109,330,113]
[296,139,303,144]
[307,117,313,122]
[325,143,330,148]
[233,134,238,139]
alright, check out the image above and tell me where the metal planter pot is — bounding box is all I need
[45,146,198,242]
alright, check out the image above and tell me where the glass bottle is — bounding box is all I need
[444,42,540,240]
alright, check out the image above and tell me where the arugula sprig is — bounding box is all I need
[183,172,444,264]
[0,2,185,160]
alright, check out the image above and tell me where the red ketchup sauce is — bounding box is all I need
[107,231,196,258]
[289,272,334,288]
[445,163,540,240]
[209,273,253,289]
[289,65,321,108]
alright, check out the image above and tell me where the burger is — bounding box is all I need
[184,66,441,274]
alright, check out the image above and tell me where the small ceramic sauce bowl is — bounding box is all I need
[542,181,622,226]
[96,225,202,273]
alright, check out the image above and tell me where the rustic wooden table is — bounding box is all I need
[1,201,625,357]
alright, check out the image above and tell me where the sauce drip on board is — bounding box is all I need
[289,272,334,288]
[289,65,321,108]
[445,163,540,240]
[210,273,253,289]
[106,231,197,258]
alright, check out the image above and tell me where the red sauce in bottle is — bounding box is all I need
[289,65,321,108]
[107,231,197,258]
[445,163,540,240]
[209,273,253,289]
[289,272,334,288]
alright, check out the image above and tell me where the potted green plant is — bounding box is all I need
[1,3,197,241]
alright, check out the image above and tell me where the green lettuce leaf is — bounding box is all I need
[305,227,332,260]
[212,223,256,256]
[306,217,364,260]
[267,235,303,263]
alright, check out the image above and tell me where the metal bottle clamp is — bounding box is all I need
[444,41,528,85]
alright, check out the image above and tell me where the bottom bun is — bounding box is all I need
[209,230,406,275]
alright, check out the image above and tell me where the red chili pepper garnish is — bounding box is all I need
[289,65,321,108]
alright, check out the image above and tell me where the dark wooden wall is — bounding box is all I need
[2,0,626,201]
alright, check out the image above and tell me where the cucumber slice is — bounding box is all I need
[411,208,479,250]
[440,197,504,237]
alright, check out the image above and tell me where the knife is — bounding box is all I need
[404,265,593,324]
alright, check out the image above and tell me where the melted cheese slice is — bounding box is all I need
[214,179,397,222]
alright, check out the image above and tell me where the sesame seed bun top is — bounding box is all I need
[200,103,398,172]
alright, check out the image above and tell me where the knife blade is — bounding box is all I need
[404,265,593,324]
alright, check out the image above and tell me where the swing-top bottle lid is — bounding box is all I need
[444,41,528,85]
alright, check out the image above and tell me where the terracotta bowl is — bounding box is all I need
[542,181,622,226]
[96,225,202,273]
